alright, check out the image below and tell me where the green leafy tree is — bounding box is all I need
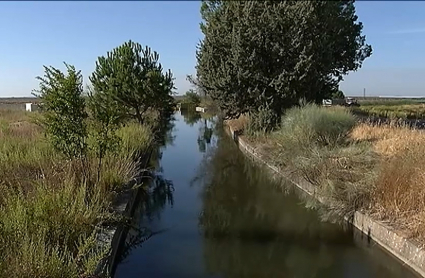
[33,63,88,159]
[195,0,372,131]
[86,85,123,181]
[89,40,175,125]
[183,89,201,106]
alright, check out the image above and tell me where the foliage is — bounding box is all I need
[358,98,425,106]
[87,85,124,180]
[33,63,88,159]
[247,107,280,135]
[331,90,345,99]
[196,0,372,131]
[89,40,175,124]
[182,89,201,106]
[1,37,177,276]
[0,113,153,277]
[230,105,374,219]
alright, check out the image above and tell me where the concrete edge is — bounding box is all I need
[94,154,153,277]
[226,125,425,277]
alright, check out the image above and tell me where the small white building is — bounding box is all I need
[196,106,206,113]
[25,103,39,112]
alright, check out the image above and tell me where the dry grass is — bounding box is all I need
[230,106,425,244]
[352,123,425,241]
[0,109,31,123]
[351,123,425,157]
[354,103,425,119]
[225,114,249,133]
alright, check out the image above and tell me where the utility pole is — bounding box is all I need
[363,88,366,98]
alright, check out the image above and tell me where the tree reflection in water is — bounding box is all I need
[117,172,174,265]
[180,109,215,153]
[116,115,176,266]
[196,130,360,278]
[181,109,202,127]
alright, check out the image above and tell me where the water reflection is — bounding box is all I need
[115,114,176,267]
[115,112,419,278]
[181,110,215,153]
[196,127,417,278]
[116,172,175,265]
[181,109,202,127]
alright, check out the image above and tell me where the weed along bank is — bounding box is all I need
[225,105,425,277]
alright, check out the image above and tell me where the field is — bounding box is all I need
[351,97,425,119]
[228,105,425,244]
[0,108,153,277]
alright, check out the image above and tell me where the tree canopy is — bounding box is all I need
[33,63,88,159]
[89,40,175,124]
[195,0,372,130]
[183,89,201,106]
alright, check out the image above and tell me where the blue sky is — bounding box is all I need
[0,1,424,97]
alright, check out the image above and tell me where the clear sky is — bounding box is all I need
[0,1,424,98]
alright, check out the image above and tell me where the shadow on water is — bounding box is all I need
[114,112,420,278]
[116,172,175,265]
[114,114,177,267]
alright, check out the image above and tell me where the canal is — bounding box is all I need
[114,111,419,278]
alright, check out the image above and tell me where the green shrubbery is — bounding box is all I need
[196,1,371,131]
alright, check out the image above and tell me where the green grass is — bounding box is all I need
[358,99,425,106]
[0,110,153,277]
[352,103,425,119]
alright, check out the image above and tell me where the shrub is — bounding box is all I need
[276,104,356,148]
[182,89,201,107]
[247,107,281,135]
[33,63,88,160]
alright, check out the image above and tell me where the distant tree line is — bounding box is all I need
[193,0,372,131]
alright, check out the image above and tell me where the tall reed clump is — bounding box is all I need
[269,104,377,219]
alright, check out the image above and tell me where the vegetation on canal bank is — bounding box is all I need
[227,104,425,244]
[0,40,175,277]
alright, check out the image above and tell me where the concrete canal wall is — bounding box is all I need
[227,125,425,278]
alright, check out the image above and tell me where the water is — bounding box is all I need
[114,111,419,278]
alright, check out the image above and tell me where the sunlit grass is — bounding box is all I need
[0,109,153,277]
[353,103,425,119]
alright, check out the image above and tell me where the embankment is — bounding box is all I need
[226,124,425,277]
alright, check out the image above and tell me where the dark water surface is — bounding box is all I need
[114,112,419,278]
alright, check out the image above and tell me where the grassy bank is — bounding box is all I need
[0,109,153,277]
[228,104,425,243]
